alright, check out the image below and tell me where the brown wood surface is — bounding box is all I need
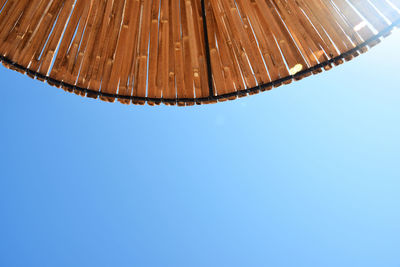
[0,0,399,105]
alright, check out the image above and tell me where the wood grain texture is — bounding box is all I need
[0,0,399,105]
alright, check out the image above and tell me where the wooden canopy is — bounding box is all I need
[0,0,399,105]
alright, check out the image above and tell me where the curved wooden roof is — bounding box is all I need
[0,0,399,105]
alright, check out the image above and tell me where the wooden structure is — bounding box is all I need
[0,0,399,105]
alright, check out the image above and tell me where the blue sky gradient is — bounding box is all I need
[1,31,400,267]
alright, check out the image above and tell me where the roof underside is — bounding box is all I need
[0,0,399,105]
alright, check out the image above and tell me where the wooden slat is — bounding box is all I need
[0,0,398,105]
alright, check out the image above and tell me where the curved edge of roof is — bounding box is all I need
[1,19,399,106]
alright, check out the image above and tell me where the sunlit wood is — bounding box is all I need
[0,0,399,105]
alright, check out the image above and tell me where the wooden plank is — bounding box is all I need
[0,0,398,105]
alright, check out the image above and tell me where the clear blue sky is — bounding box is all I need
[1,31,400,267]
